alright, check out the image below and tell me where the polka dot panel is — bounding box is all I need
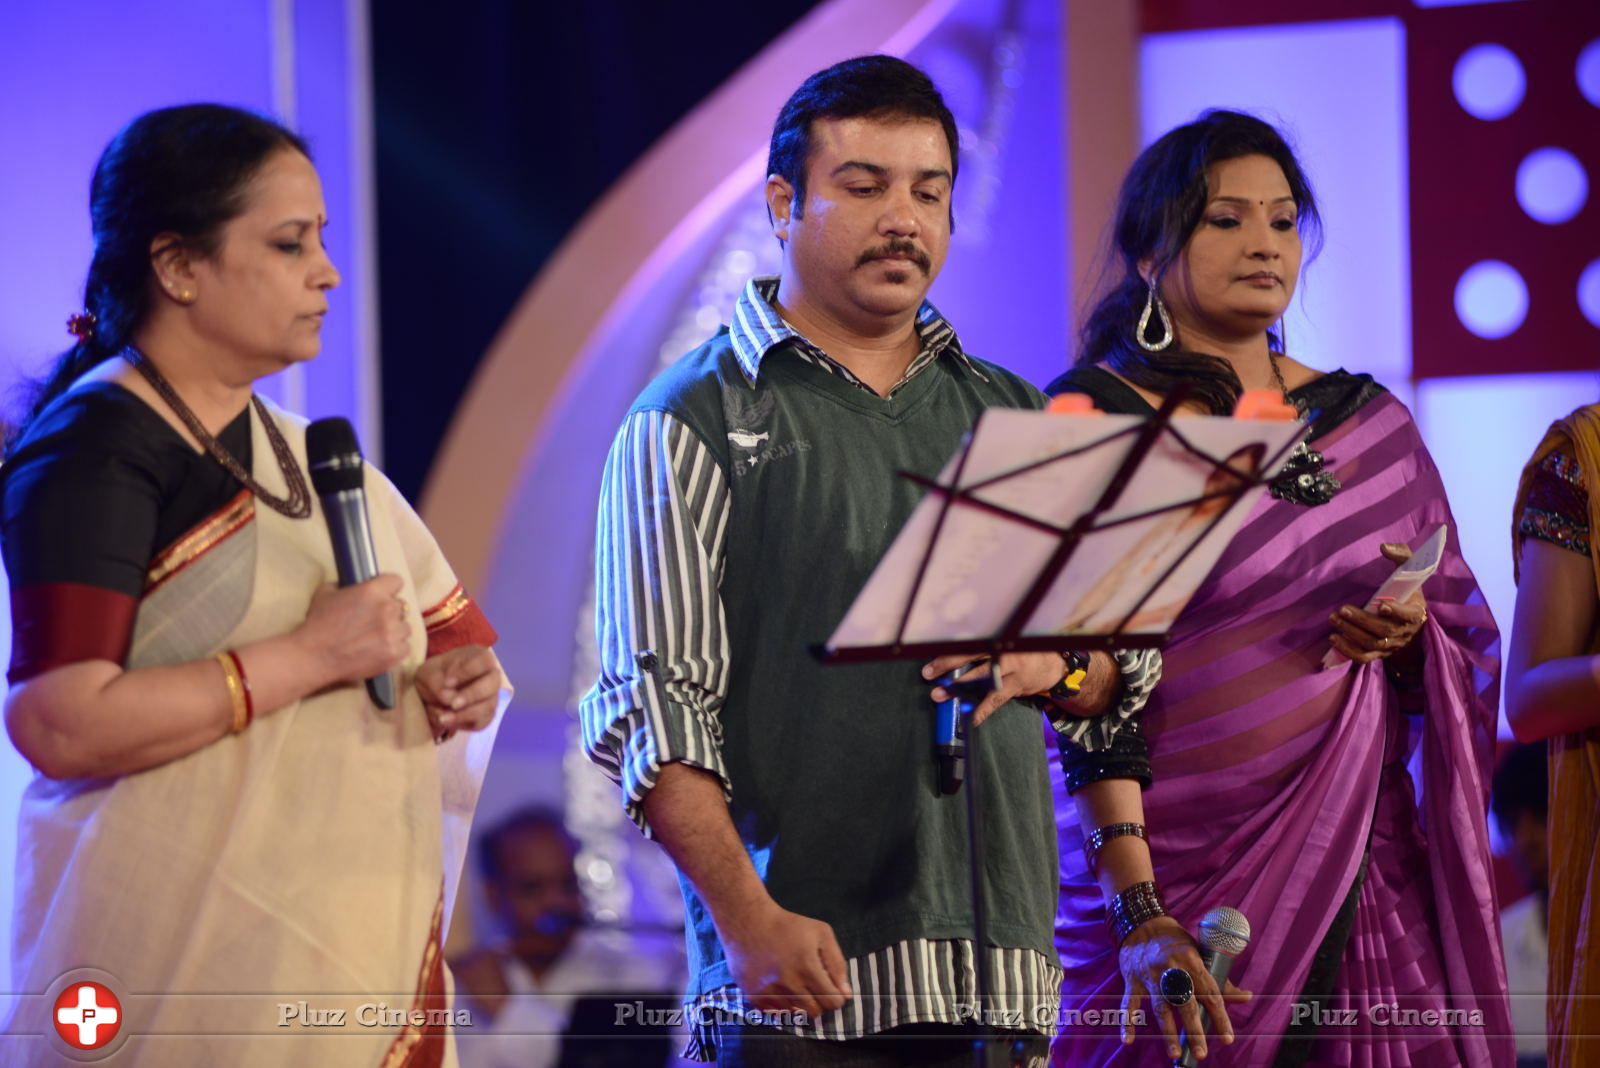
[1409,1,1600,378]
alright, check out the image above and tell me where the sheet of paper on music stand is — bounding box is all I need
[826,408,1306,652]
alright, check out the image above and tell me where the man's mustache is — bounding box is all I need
[857,240,931,275]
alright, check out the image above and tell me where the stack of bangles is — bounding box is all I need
[215,650,255,733]
[1107,880,1168,945]
[1086,822,1168,943]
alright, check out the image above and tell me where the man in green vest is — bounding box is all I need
[580,54,1159,1065]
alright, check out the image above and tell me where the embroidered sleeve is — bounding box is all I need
[1519,450,1590,558]
[1058,717,1153,793]
[1045,649,1161,792]
[577,410,733,838]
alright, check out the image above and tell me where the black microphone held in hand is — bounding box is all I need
[306,417,396,709]
[1175,906,1251,1068]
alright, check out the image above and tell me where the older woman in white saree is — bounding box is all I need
[0,105,505,1067]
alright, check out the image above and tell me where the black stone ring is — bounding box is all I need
[1159,967,1194,1007]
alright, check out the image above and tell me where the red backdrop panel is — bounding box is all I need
[1408,1,1600,379]
[1143,1,1402,35]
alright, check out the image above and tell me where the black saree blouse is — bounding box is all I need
[1,382,250,682]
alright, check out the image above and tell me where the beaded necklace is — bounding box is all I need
[123,348,311,519]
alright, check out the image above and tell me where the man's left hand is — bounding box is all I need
[921,652,1067,726]
[415,644,501,739]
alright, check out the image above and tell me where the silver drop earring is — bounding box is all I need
[1135,282,1174,352]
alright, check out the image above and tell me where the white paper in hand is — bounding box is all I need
[1321,523,1448,668]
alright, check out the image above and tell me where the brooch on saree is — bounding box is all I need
[1270,440,1341,506]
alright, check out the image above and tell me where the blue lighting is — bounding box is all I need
[1578,38,1600,109]
[1580,259,1600,330]
[1452,43,1525,121]
[1516,147,1589,225]
[1455,260,1528,339]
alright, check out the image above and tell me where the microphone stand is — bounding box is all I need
[941,666,1022,1068]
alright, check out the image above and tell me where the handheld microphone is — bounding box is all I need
[1176,906,1251,1068]
[933,661,995,795]
[933,661,985,795]
[934,690,966,795]
[306,417,396,709]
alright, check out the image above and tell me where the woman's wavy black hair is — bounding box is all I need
[1078,110,1322,415]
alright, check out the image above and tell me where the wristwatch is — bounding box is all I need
[1044,650,1090,703]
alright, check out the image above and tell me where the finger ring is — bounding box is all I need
[1159,967,1194,1007]
[1380,636,1389,649]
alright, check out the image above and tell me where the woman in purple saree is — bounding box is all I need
[1045,112,1512,1066]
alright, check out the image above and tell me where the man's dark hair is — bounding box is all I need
[1490,742,1548,837]
[766,54,959,223]
[476,805,575,883]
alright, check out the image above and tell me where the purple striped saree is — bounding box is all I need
[1051,392,1514,1066]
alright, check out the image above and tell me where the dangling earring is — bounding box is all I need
[1135,282,1173,352]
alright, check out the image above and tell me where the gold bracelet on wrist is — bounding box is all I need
[215,651,251,734]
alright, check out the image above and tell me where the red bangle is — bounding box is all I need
[225,649,254,728]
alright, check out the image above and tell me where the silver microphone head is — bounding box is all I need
[1198,906,1251,957]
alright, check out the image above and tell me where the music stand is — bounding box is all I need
[817,390,1307,1067]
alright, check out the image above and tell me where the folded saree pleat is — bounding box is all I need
[1052,394,1512,1067]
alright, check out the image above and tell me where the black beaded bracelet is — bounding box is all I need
[1083,822,1146,873]
[1106,880,1167,946]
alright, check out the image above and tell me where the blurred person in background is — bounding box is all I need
[1491,743,1549,1068]
[452,806,678,1068]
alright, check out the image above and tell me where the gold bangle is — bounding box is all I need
[215,651,249,733]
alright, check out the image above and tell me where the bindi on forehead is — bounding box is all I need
[1211,195,1296,207]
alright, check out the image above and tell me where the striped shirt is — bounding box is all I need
[578,277,1160,1056]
